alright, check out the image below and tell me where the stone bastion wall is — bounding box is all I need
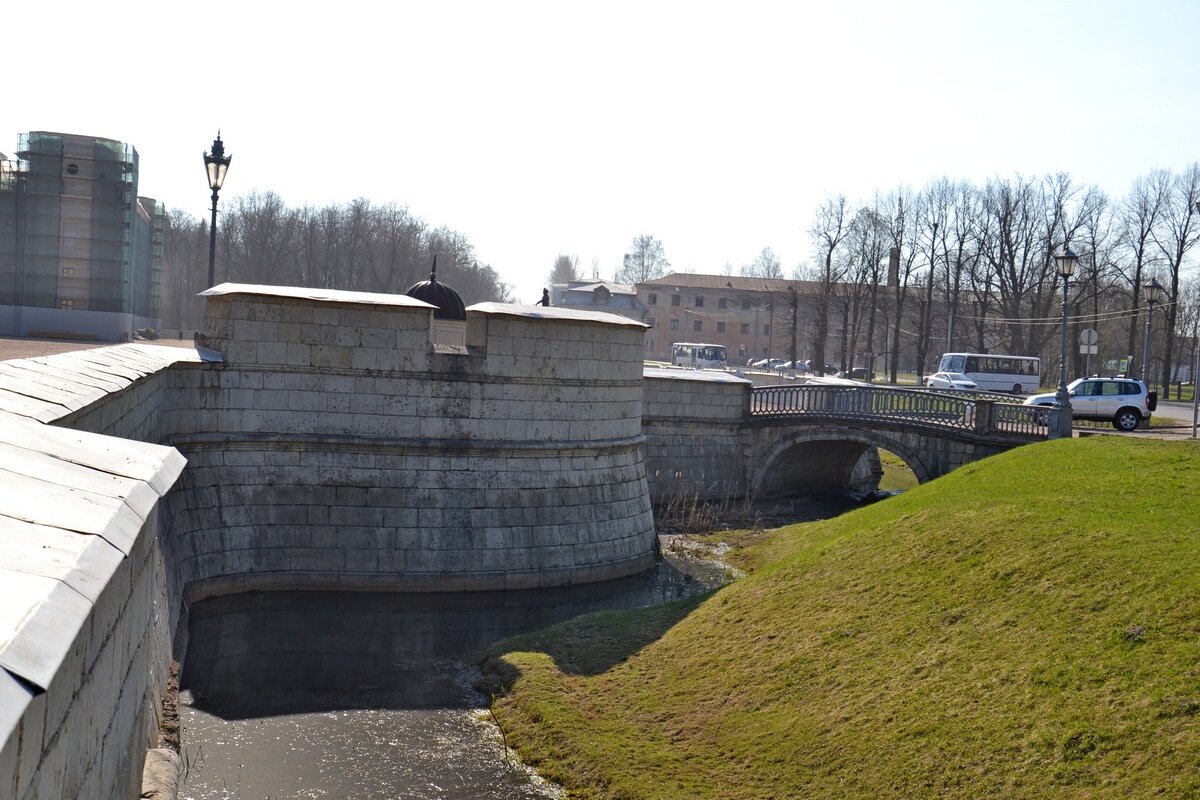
[0,286,657,799]
[165,287,657,598]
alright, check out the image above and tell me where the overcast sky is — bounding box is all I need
[6,0,1199,302]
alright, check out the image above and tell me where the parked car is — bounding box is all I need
[926,371,977,390]
[750,358,789,370]
[803,360,840,375]
[1023,377,1156,431]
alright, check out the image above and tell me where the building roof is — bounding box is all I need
[561,280,638,296]
[641,272,823,293]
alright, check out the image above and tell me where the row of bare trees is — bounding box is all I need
[160,192,512,333]
[803,168,1200,392]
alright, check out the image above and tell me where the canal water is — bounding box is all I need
[177,555,729,799]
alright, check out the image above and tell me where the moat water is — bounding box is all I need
[177,555,729,799]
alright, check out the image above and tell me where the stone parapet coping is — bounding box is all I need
[200,282,435,309]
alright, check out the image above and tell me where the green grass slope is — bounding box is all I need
[482,437,1200,799]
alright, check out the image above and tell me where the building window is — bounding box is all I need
[61,267,74,278]
[60,299,75,310]
[717,322,726,333]
[670,319,679,330]
[671,294,681,306]
[764,324,771,335]
[762,347,769,357]
[718,297,728,309]
[695,296,704,308]
[646,340,655,352]
[646,317,656,328]
[648,293,657,305]
[693,320,703,332]
[742,298,752,310]
[741,323,750,335]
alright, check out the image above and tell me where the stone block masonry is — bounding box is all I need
[641,367,751,502]
[0,285,658,798]
[170,286,657,597]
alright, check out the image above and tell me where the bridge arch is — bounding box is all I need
[747,424,933,498]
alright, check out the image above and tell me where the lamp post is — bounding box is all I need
[1050,247,1078,439]
[1141,277,1165,385]
[203,133,232,289]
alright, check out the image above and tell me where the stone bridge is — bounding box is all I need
[642,372,1046,501]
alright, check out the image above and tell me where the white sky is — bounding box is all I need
[6,0,1199,302]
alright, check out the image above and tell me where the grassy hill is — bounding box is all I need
[481,437,1200,799]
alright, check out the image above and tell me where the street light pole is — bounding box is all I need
[1050,248,1078,439]
[1141,277,1164,383]
[203,133,232,289]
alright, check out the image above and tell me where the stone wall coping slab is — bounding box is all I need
[644,367,751,384]
[467,302,648,328]
[200,282,436,310]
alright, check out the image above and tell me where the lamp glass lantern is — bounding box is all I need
[204,135,231,191]
[1144,277,1165,306]
[1055,248,1078,279]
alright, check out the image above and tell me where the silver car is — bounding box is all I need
[1023,377,1155,431]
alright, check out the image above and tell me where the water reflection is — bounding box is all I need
[179,556,726,799]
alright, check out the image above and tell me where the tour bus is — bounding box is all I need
[671,342,728,370]
[935,352,1041,394]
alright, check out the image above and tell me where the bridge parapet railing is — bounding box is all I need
[750,384,1046,438]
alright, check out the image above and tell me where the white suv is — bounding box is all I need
[1023,378,1156,431]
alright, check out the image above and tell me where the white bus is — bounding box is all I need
[671,342,728,370]
[936,353,1041,394]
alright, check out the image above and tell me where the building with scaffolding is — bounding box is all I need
[0,131,165,341]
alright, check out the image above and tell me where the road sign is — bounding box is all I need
[1080,328,1098,346]
[1080,345,1098,355]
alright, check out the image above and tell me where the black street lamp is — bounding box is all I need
[1050,247,1078,439]
[1141,277,1165,384]
[203,132,232,289]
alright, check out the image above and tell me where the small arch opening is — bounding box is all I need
[877,447,919,492]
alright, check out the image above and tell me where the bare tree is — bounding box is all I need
[1151,163,1200,393]
[808,195,849,376]
[160,209,208,333]
[618,235,670,283]
[1117,171,1170,366]
[549,254,581,285]
[741,247,783,279]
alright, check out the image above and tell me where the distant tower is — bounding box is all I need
[0,131,165,341]
[404,256,467,346]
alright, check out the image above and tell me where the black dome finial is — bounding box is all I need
[430,254,438,284]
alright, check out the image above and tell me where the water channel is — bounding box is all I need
[177,555,729,799]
